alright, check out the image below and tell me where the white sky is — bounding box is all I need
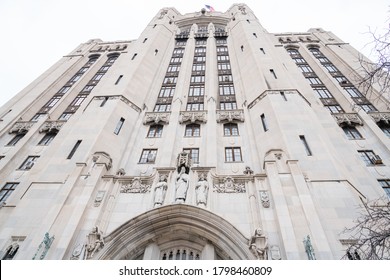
[0,0,388,107]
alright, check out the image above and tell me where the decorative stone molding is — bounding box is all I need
[39,120,66,133]
[332,113,363,126]
[238,5,247,15]
[143,112,170,125]
[116,168,126,176]
[259,191,270,208]
[368,112,390,124]
[120,177,151,193]
[248,90,310,109]
[94,191,105,207]
[243,166,254,175]
[216,109,244,123]
[179,111,207,124]
[92,151,112,171]
[70,244,84,260]
[9,121,35,134]
[213,176,246,193]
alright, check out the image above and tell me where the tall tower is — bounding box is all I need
[0,4,389,260]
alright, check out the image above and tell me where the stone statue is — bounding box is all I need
[175,166,189,203]
[303,235,316,260]
[154,174,168,207]
[195,173,209,207]
[249,228,268,260]
[85,226,104,259]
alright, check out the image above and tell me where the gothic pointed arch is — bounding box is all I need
[96,204,254,260]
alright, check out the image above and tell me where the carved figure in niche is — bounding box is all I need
[195,173,209,206]
[85,226,104,259]
[154,174,168,207]
[175,166,189,203]
[249,228,268,260]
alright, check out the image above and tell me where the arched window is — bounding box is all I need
[224,123,239,136]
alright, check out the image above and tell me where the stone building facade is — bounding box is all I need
[0,4,389,260]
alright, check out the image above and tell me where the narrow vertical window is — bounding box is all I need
[143,38,148,43]
[114,118,125,135]
[261,114,268,132]
[0,182,19,204]
[67,140,82,159]
[131,53,138,60]
[299,135,312,156]
[270,69,277,79]
[115,75,123,85]
[253,33,257,38]
[260,48,265,54]
[100,97,109,107]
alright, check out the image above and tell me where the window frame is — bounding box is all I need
[0,182,19,204]
[184,124,201,137]
[147,125,163,138]
[139,149,158,164]
[225,147,243,162]
[224,123,239,136]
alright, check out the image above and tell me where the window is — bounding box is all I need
[307,77,323,85]
[0,182,19,204]
[147,125,163,138]
[183,148,199,164]
[298,65,314,73]
[131,53,138,60]
[71,94,88,107]
[324,64,339,73]
[280,92,287,101]
[100,97,109,107]
[359,104,377,113]
[7,134,25,146]
[58,86,71,95]
[19,156,39,170]
[38,132,57,145]
[154,104,171,112]
[343,87,364,97]
[186,103,204,111]
[217,63,231,71]
[217,46,228,53]
[313,88,333,99]
[260,48,265,54]
[81,85,95,93]
[379,123,390,137]
[185,124,200,137]
[114,118,125,135]
[164,77,178,84]
[173,48,184,55]
[299,135,312,156]
[168,65,181,72]
[67,140,82,159]
[170,57,182,63]
[217,55,230,61]
[190,76,205,83]
[225,147,242,162]
[261,114,268,132]
[2,242,20,260]
[193,56,206,63]
[358,150,382,165]
[326,105,344,114]
[378,180,390,198]
[219,102,237,110]
[115,75,123,85]
[219,84,235,96]
[342,126,362,140]
[44,96,61,108]
[192,64,205,71]
[159,87,176,97]
[188,85,204,96]
[194,47,206,54]
[218,75,233,83]
[58,113,73,121]
[270,69,277,79]
[224,123,239,136]
[139,149,157,163]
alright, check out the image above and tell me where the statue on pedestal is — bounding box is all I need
[195,173,209,207]
[154,174,168,207]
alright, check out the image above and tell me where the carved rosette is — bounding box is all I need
[332,113,363,126]
[216,110,245,123]
[120,177,151,193]
[9,121,35,134]
[39,120,66,133]
[143,112,170,125]
[213,176,246,193]
[179,111,207,124]
[368,112,390,124]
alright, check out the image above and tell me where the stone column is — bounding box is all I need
[201,242,215,260]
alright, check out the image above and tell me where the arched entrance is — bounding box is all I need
[96,204,254,260]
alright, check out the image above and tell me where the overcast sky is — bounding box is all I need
[0,0,388,107]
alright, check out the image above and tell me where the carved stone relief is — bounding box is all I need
[213,176,246,193]
[143,112,170,125]
[179,111,207,124]
[120,177,151,193]
[39,121,65,133]
[9,121,35,134]
[368,112,390,124]
[243,166,254,175]
[259,191,270,208]
[332,113,363,126]
[154,174,168,207]
[270,245,282,260]
[216,110,244,123]
[94,191,105,207]
[249,228,268,260]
